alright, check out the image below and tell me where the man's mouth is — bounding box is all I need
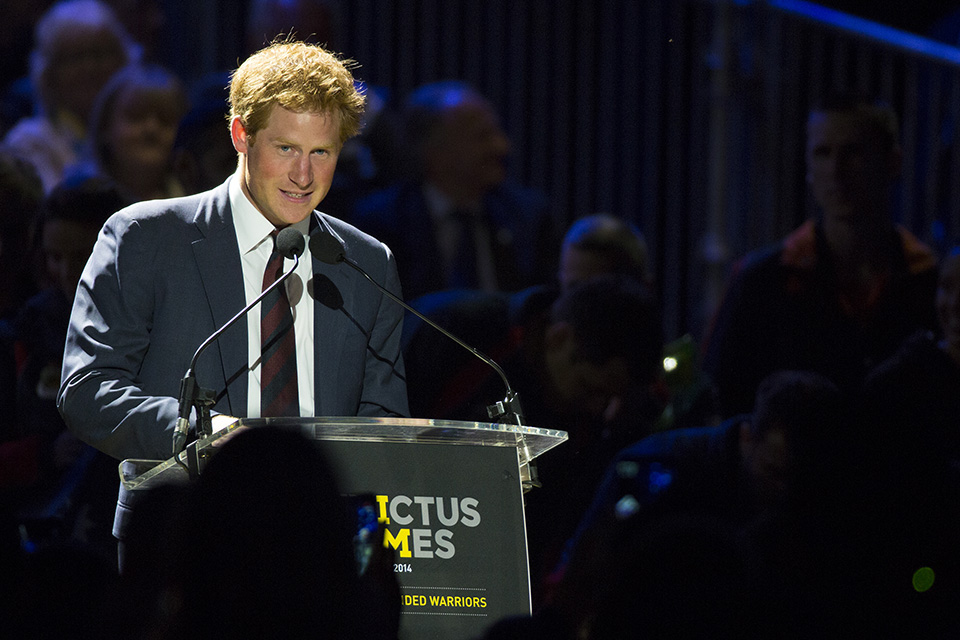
[281,190,311,201]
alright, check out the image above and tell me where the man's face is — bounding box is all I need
[937,252,960,363]
[232,105,341,227]
[805,110,899,223]
[558,246,614,292]
[428,100,510,194]
[106,86,181,175]
[544,324,631,420]
[50,26,128,122]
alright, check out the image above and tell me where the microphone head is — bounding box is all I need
[309,231,346,264]
[276,227,306,259]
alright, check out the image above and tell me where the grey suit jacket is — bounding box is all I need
[58,177,409,462]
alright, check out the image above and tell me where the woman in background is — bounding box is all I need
[82,63,188,203]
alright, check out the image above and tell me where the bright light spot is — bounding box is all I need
[663,356,678,372]
[913,567,935,593]
[615,494,640,520]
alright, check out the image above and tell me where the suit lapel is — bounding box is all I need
[310,213,349,416]
[191,180,249,416]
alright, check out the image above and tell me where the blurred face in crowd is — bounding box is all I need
[544,322,631,421]
[937,251,960,365]
[105,86,182,176]
[48,26,127,122]
[805,109,901,225]
[739,422,791,509]
[44,219,100,297]
[559,246,614,292]
[232,104,341,227]
[426,99,510,199]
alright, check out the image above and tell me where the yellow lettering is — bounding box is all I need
[383,528,411,558]
[376,495,390,524]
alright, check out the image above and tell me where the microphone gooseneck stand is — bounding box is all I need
[310,231,539,488]
[172,228,305,476]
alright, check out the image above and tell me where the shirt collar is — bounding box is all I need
[229,173,311,254]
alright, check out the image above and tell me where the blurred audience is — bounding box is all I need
[322,82,405,220]
[0,153,44,514]
[0,152,44,323]
[859,245,960,464]
[102,0,166,64]
[702,91,939,418]
[828,245,960,638]
[352,80,558,299]
[79,63,189,203]
[531,370,849,639]
[0,2,55,136]
[403,275,664,605]
[558,213,651,290]
[171,73,236,196]
[1,0,139,192]
[3,175,125,560]
[558,213,720,432]
[133,426,399,640]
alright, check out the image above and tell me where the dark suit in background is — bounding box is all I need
[352,180,557,301]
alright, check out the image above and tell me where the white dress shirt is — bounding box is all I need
[229,177,315,417]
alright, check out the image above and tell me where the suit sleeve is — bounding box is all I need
[356,241,410,418]
[57,212,181,461]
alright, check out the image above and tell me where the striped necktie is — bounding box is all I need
[260,230,299,416]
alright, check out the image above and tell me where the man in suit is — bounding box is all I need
[57,40,409,465]
[351,81,558,300]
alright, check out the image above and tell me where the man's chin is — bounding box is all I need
[276,201,320,225]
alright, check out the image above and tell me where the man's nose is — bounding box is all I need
[289,155,313,187]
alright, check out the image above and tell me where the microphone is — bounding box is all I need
[172,227,305,456]
[309,230,525,426]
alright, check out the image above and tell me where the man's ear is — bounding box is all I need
[230,117,250,154]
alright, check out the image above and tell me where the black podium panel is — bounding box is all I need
[321,440,529,639]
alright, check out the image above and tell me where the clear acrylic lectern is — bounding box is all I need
[119,417,568,640]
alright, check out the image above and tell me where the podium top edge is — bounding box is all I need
[120,417,569,492]
[234,415,568,437]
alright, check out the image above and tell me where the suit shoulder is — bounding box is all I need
[108,191,208,227]
[318,213,395,268]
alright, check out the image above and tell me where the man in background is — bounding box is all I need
[703,92,938,418]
